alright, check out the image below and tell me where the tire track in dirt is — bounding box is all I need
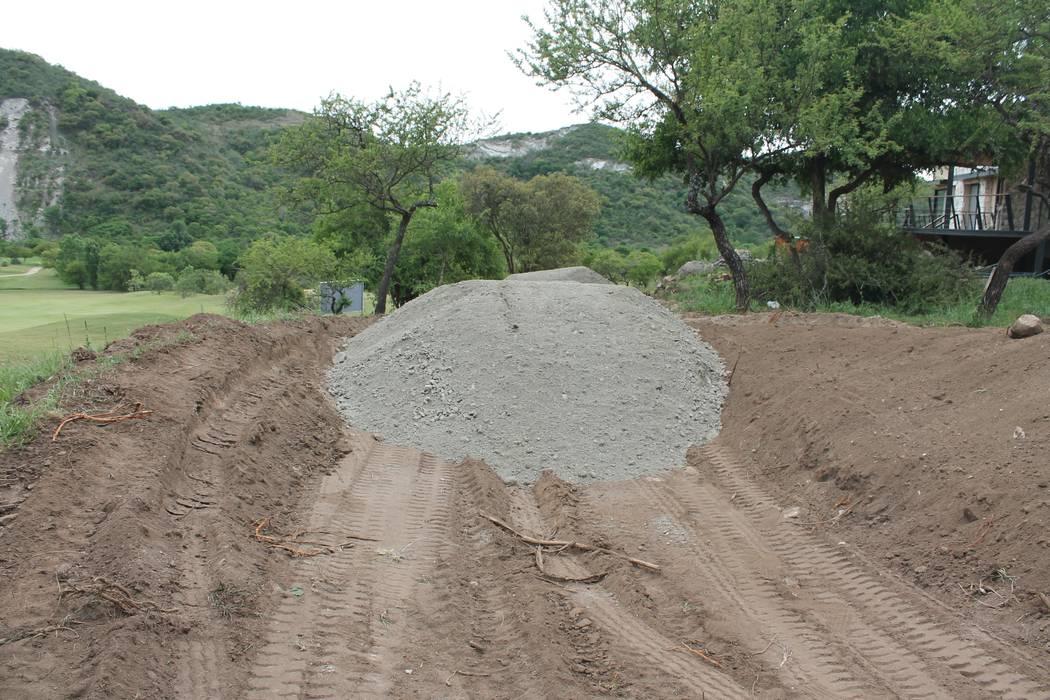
[626,475,878,699]
[244,434,453,699]
[171,361,301,700]
[507,490,752,699]
[697,442,1050,700]
[651,474,950,698]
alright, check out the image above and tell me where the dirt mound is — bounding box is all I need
[328,279,727,483]
[3,311,1049,698]
[690,312,1050,656]
[506,266,613,284]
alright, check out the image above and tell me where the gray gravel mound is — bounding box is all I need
[328,279,727,484]
[506,266,613,284]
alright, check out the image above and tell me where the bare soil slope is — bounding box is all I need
[0,311,1048,699]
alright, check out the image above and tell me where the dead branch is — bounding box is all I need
[62,577,176,615]
[445,669,493,686]
[672,641,724,668]
[252,518,331,557]
[0,624,79,647]
[533,546,607,584]
[481,513,661,572]
[52,402,153,441]
[1037,592,1050,614]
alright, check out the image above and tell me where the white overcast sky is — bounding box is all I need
[0,0,582,134]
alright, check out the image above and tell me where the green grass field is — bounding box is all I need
[0,268,227,360]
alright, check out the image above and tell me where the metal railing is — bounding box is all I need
[898,194,1020,232]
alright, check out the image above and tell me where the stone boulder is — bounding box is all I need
[677,260,715,278]
[1007,314,1044,339]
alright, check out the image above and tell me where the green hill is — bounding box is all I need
[468,123,805,249]
[0,49,306,248]
[0,49,801,257]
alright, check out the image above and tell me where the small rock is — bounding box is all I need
[962,507,979,522]
[913,565,928,575]
[677,260,715,278]
[782,506,801,519]
[0,514,16,527]
[1007,314,1043,339]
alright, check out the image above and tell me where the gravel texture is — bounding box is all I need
[328,279,727,483]
[506,266,614,284]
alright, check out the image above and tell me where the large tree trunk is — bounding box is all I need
[375,210,413,315]
[978,222,1050,317]
[699,207,750,312]
[810,155,828,227]
[752,172,800,268]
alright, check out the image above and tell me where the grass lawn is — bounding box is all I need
[673,275,1050,327]
[0,268,227,360]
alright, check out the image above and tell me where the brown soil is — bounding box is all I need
[1,311,1048,699]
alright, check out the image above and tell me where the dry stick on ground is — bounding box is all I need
[0,624,80,647]
[52,402,154,441]
[533,546,608,584]
[445,669,493,686]
[672,641,724,668]
[252,518,332,557]
[62,577,177,615]
[727,354,742,387]
[481,513,661,572]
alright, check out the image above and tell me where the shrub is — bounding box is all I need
[748,216,973,314]
[144,271,176,292]
[230,236,338,313]
[175,266,231,297]
[660,235,718,275]
[625,250,662,287]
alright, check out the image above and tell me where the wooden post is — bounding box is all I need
[1022,160,1035,232]
[944,166,955,230]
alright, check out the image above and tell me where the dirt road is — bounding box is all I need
[1,313,1048,698]
[0,265,41,277]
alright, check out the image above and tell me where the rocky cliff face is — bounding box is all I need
[0,97,64,240]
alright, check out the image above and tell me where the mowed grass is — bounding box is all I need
[0,268,227,360]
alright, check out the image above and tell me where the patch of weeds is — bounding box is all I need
[208,582,256,619]
[0,330,198,448]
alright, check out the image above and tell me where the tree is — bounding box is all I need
[231,235,339,313]
[461,167,600,273]
[588,247,628,283]
[908,0,1050,316]
[54,235,101,289]
[274,85,479,313]
[389,180,505,305]
[520,0,807,310]
[625,249,662,287]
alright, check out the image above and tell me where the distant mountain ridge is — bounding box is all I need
[0,48,307,245]
[0,48,801,252]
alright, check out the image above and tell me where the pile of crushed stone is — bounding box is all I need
[328,279,727,483]
[506,266,613,284]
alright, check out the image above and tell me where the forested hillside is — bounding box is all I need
[0,49,306,252]
[1,48,802,258]
[469,123,804,248]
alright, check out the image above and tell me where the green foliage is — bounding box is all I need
[583,246,628,284]
[389,181,504,306]
[273,84,480,313]
[625,250,663,287]
[660,235,719,275]
[1,48,309,243]
[471,123,800,248]
[230,235,338,313]
[748,217,974,314]
[142,271,175,293]
[175,267,231,297]
[460,166,600,273]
